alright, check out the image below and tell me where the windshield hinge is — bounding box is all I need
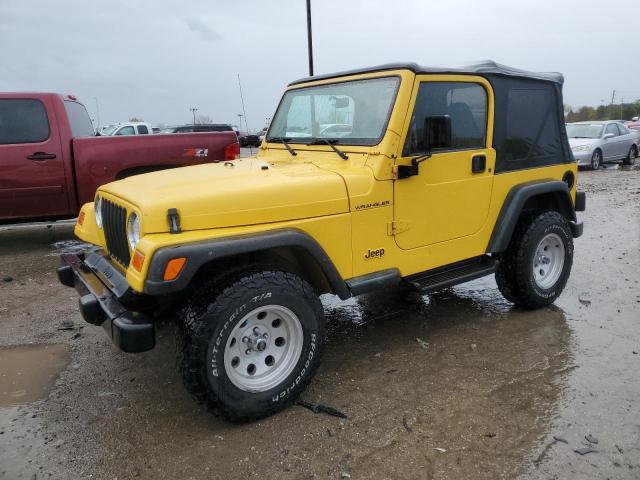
[387,220,410,236]
[167,208,181,234]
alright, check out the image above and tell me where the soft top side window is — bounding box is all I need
[403,81,487,156]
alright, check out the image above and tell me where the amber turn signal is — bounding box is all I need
[132,250,145,272]
[163,257,186,281]
[77,211,85,226]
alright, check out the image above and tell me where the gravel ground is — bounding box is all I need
[0,165,638,480]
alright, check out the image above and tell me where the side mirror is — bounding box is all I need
[424,115,452,152]
[603,133,615,140]
[398,115,453,179]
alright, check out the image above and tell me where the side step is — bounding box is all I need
[407,256,497,293]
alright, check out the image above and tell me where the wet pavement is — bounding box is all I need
[0,166,639,479]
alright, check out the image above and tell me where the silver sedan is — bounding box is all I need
[567,121,638,169]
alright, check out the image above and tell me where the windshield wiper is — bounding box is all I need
[307,139,349,160]
[269,137,297,156]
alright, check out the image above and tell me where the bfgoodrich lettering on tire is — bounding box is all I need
[496,211,573,309]
[176,269,325,421]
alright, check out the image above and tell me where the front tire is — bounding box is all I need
[176,269,325,421]
[590,149,602,170]
[624,145,637,166]
[496,211,573,309]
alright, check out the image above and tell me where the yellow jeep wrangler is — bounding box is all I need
[58,61,586,420]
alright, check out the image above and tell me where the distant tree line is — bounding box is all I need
[565,101,640,123]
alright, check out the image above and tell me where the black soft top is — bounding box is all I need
[289,60,572,174]
[289,60,563,86]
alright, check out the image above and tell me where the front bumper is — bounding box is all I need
[572,150,592,166]
[57,251,155,353]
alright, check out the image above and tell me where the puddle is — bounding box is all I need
[0,344,70,407]
[48,239,89,256]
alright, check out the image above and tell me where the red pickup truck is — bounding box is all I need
[0,93,240,223]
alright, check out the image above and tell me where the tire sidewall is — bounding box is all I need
[202,276,322,416]
[521,220,573,301]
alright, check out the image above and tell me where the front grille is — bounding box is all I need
[101,199,131,266]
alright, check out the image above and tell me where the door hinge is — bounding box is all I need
[387,220,410,235]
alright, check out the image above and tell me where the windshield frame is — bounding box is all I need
[266,74,401,147]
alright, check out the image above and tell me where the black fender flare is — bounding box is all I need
[144,228,351,299]
[486,180,578,253]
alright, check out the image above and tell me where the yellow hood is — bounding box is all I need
[98,158,349,233]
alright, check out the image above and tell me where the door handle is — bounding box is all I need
[27,152,57,161]
[471,155,486,173]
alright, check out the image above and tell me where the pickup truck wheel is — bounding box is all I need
[496,211,573,309]
[623,145,637,166]
[176,269,325,421]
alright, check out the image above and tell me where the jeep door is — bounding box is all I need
[393,77,495,249]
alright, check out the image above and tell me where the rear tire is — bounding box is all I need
[495,211,573,309]
[623,145,637,166]
[176,269,325,421]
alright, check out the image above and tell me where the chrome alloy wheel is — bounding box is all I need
[223,305,303,392]
[533,233,565,289]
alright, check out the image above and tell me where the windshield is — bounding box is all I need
[268,76,400,145]
[566,123,603,139]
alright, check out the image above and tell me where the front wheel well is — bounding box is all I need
[187,247,336,298]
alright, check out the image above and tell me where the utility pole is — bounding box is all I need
[621,97,624,120]
[610,90,616,105]
[189,107,198,125]
[306,0,314,76]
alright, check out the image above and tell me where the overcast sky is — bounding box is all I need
[1,0,638,130]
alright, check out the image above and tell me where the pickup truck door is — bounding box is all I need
[0,97,67,219]
[393,76,495,249]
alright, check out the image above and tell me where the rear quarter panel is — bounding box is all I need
[72,131,238,206]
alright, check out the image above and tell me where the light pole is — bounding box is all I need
[306,0,313,76]
[237,114,244,132]
[93,97,101,129]
[190,107,198,126]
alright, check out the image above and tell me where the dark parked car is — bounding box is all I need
[161,124,235,134]
[238,131,261,147]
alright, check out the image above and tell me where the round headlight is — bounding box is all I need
[127,212,140,251]
[94,197,103,229]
